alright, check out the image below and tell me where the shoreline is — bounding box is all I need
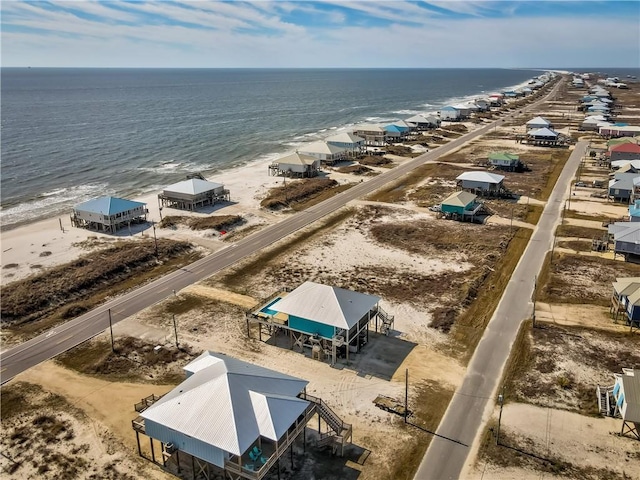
[0,73,537,229]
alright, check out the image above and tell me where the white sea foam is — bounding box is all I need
[0,183,110,228]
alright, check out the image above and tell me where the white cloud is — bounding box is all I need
[1,1,638,68]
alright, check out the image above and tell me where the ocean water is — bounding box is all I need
[1,68,539,229]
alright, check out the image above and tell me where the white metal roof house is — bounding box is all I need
[159,178,229,211]
[439,106,461,121]
[526,127,561,146]
[298,141,347,164]
[526,116,553,129]
[134,352,352,479]
[325,132,365,155]
[456,171,506,196]
[268,152,321,178]
[71,196,147,233]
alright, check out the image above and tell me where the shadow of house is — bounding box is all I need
[347,333,417,381]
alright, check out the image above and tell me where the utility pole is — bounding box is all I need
[496,385,505,445]
[532,275,537,328]
[152,221,159,258]
[404,368,409,423]
[108,308,115,353]
[173,314,179,348]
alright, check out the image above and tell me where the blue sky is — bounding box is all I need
[2,1,639,68]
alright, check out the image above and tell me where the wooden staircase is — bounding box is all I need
[300,392,352,456]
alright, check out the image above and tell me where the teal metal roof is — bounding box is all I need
[489,152,519,162]
[74,196,146,215]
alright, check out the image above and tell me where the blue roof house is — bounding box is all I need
[71,196,147,233]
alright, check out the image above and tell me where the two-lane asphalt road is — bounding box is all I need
[414,140,588,479]
[0,80,562,385]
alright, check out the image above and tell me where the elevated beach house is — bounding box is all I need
[609,222,640,262]
[609,143,640,162]
[325,132,365,156]
[526,127,561,146]
[488,152,522,171]
[268,152,320,178]
[610,277,640,324]
[158,178,229,211]
[352,124,387,146]
[405,114,440,130]
[608,173,639,203]
[526,116,553,130]
[248,281,393,365]
[439,106,461,121]
[456,171,506,196]
[133,351,352,479]
[600,125,640,138]
[440,191,483,221]
[71,196,147,233]
[383,124,409,142]
[298,141,347,165]
[597,368,640,439]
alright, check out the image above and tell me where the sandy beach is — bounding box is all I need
[0,120,482,286]
[0,158,361,285]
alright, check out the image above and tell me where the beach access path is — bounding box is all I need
[0,79,562,387]
[414,140,588,480]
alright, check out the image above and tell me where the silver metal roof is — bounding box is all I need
[456,171,505,184]
[299,141,346,155]
[269,281,380,330]
[141,352,308,456]
[163,178,224,195]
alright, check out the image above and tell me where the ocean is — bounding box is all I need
[1,68,540,229]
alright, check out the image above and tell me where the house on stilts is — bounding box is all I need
[132,351,353,480]
[597,368,640,440]
[247,281,394,365]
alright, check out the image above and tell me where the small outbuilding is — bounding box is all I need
[268,152,320,178]
[71,196,147,233]
[456,171,506,196]
[158,178,229,211]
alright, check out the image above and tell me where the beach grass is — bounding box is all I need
[260,177,339,209]
[1,239,201,343]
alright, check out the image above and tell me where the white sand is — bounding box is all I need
[0,161,316,285]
